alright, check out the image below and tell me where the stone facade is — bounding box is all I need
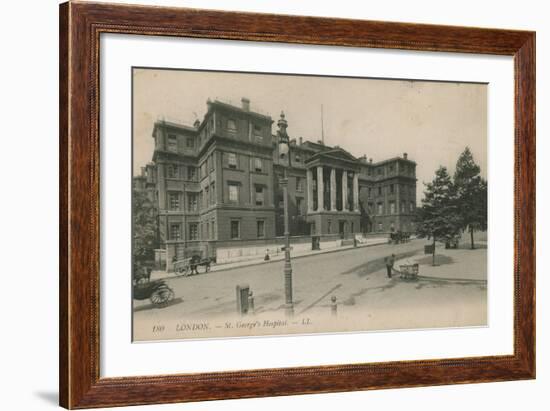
[135,97,417,266]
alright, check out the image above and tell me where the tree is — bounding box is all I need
[133,189,158,265]
[415,166,462,265]
[453,147,487,249]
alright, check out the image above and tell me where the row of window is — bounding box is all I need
[170,220,215,241]
[166,154,268,183]
[166,131,415,180]
[226,118,264,142]
[228,183,266,206]
[226,153,266,173]
[165,164,197,180]
[165,115,269,158]
[169,219,266,241]
[169,184,413,212]
[367,201,416,215]
[165,115,266,156]
[363,163,415,177]
[167,182,266,210]
[367,184,415,198]
[230,220,265,239]
[166,134,196,153]
[164,154,266,183]
[168,185,216,212]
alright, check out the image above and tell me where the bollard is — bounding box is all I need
[248,291,255,314]
[236,284,250,315]
[331,295,337,317]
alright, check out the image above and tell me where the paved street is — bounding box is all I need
[133,239,487,341]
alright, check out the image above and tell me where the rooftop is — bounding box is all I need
[208,98,273,121]
[152,98,415,166]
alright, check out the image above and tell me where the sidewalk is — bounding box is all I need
[393,246,487,282]
[150,236,389,281]
[211,236,389,272]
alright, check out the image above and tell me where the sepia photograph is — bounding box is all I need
[132,68,488,342]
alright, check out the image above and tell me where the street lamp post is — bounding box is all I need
[277,112,294,317]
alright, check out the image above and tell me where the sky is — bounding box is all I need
[133,68,487,203]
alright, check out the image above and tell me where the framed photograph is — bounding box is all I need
[59,2,535,409]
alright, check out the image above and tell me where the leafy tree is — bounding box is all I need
[133,189,158,265]
[454,147,487,249]
[415,166,462,265]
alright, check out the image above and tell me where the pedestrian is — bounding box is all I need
[385,253,396,278]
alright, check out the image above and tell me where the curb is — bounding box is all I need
[417,275,487,283]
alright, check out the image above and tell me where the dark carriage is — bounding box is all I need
[133,264,175,306]
[133,279,175,306]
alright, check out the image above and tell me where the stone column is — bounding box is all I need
[307,168,314,213]
[317,166,324,211]
[330,168,337,211]
[342,170,348,211]
[353,172,359,212]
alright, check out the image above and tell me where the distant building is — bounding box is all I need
[134,98,416,265]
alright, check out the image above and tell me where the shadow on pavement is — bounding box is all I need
[416,254,454,266]
[341,250,419,277]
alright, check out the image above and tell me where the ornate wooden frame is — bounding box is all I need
[59,1,535,408]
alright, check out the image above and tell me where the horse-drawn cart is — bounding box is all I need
[388,231,412,245]
[173,255,211,277]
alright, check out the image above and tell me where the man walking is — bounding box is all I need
[385,253,396,278]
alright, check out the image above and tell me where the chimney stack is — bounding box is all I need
[241,97,250,111]
[299,137,303,145]
[194,119,201,129]
[369,158,373,164]
[403,152,408,160]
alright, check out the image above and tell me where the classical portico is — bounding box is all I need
[304,148,361,236]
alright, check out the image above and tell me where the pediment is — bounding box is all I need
[307,147,358,163]
[324,148,357,161]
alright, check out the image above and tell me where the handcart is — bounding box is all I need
[397,263,419,280]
